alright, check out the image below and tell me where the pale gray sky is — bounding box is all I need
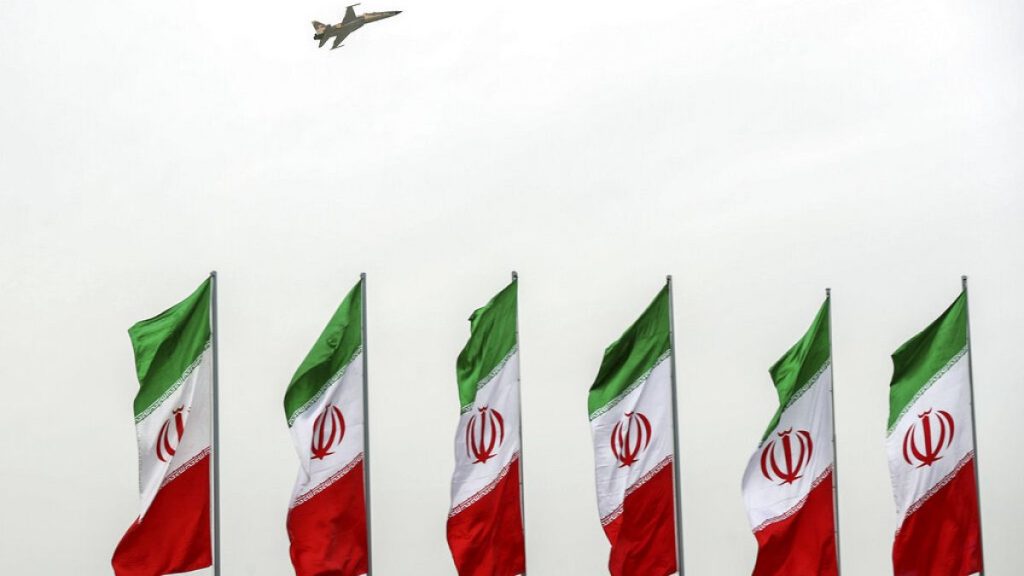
[1,0,1022,574]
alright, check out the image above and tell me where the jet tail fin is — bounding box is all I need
[312,20,327,31]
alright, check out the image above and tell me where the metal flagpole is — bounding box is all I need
[665,276,685,576]
[511,271,527,576]
[961,275,986,575]
[825,288,842,576]
[360,273,374,575]
[209,271,221,576]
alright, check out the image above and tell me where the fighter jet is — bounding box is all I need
[312,4,401,50]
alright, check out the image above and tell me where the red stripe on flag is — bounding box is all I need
[287,459,368,576]
[446,457,525,576]
[112,455,211,576]
[893,458,982,576]
[601,461,677,576]
[751,470,837,576]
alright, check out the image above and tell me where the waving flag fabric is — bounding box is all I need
[588,285,679,576]
[112,279,214,576]
[741,297,838,576]
[285,278,369,576]
[887,291,983,576]
[446,278,526,576]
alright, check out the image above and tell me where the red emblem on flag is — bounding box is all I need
[760,428,813,485]
[466,406,505,464]
[156,406,186,463]
[902,408,955,468]
[311,405,346,460]
[610,411,652,468]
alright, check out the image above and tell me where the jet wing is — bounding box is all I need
[342,4,358,23]
[331,30,352,49]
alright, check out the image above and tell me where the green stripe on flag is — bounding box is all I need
[761,297,831,441]
[284,278,364,426]
[888,291,967,431]
[129,278,212,420]
[456,279,518,411]
[588,284,671,420]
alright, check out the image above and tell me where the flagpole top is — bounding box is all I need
[511,271,518,281]
[666,274,672,283]
[961,275,968,289]
[826,287,831,297]
[209,270,217,278]
[360,272,366,280]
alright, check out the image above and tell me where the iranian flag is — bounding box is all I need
[887,288,983,575]
[741,296,838,576]
[446,277,526,576]
[112,278,214,576]
[588,283,680,576]
[284,277,370,576]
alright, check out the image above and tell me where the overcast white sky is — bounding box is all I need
[2,0,1022,573]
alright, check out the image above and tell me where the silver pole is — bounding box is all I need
[825,288,842,576]
[665,276,685,576]
[512,270,527,576]
[961,275,986,575]
[361,273,374,575]
[209,271,221,576]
